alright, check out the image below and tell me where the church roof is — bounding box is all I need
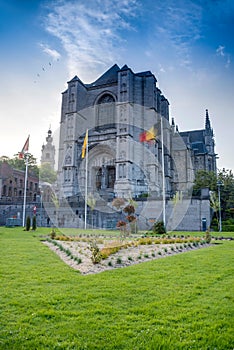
[86,64,120,87]
[180,130,208,154]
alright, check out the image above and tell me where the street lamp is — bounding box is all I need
[40,189,43,227]
[217,180,223,232]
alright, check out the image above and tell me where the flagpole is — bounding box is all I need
[22,154,29,227]
[161,116,166,226]
[84,130,88,229]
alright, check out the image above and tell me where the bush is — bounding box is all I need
[222,225,234,232]
[25,216,31,231]
[32,216,37,231]
[89,241,102,264]
[116,257,122,264]
[123,205,135,215]
[152,221,166,235]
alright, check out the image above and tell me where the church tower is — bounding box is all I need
[41,128,55,169]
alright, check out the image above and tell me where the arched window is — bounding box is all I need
[96,94,115,129]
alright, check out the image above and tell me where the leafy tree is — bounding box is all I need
[210,191,219,219]
[193,170,217,195]
[1,154,39,176]
[193,168,234,221]
[39,163,57,183]
[217,169,234,220]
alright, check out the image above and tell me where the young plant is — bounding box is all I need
[32,216,37,231]
[89,241,102,264]
[116,257,122,264]
[25,216,31,231]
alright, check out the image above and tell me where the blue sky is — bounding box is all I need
[0,0,233,171]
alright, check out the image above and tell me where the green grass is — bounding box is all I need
[0,227,233,349]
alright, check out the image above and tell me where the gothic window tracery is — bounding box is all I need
[96,94,115,129]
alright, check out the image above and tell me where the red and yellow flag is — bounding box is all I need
[19,136,30,159]
[139,126,157,143]
[81,130,88,158]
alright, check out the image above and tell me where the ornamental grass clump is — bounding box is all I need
[137,237,153,245]
[205,230,212,243]
[50,229,56,239]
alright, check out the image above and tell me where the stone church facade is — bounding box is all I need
[55,64,216,230]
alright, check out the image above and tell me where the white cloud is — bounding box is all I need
[153,1,203,68]
[39,43,61,61]
[44,0,138,82]
[216,45,231,68]
[216,45,225,57]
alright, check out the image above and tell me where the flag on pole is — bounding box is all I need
[81,130,88,158]
[139,125,157,143]
[19,136,29,159]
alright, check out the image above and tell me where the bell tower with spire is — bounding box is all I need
[41,127,55,170]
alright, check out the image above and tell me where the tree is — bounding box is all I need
[39,163,57,184]
[1,154,39,176]
[193,168,234,223]
[217,169,234,220]
[193,170,217,195]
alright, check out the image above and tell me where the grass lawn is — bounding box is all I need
[0,227,233,349]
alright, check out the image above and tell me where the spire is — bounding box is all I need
[46,126,52,143]
[205,109,211,130]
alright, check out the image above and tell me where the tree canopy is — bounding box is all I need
[0,154,39,176]
[193,169,234,220]
[39,163,57,184]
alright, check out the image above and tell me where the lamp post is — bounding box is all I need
[40,189,43,227]
[217,180,223,232]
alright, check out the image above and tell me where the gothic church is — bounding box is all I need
[56,64,216,229]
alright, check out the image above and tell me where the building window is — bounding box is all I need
[107,166,115,188]
[119,163,126,178]
[96,168,102,189]
[64,167,71,182]
[96,94,115,129]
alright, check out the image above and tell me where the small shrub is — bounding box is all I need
[25,216,31,231]
[123,205,135,215]
[74,257,82,264]
[151,252,155,257]
[116,257,122,264]
[164,247,168,253]
[158,251,162,255]
[32,216,37,231]
[89,241,102,264]
[205,230,212,243]
[108,261,112,267]
[50,229,56,239]
[152,221,166,235]
[128,256,133,261]
[144,253,149,258]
